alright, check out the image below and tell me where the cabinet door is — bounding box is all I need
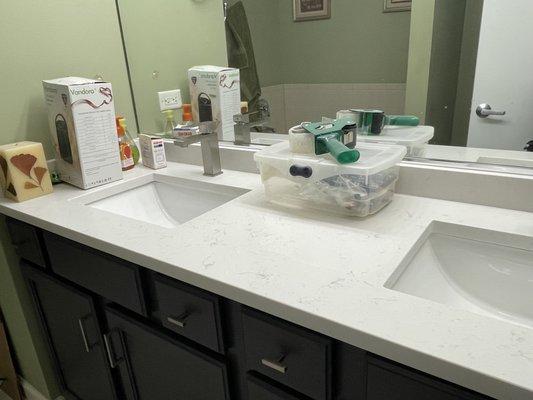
[366,356,492,400]
[22,262,117,400]
[104,305,230,400]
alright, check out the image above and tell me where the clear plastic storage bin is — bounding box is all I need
[254,141,407,217]
[357,125,434,157]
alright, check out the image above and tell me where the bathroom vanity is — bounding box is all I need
[5,216,492,400]
[2,162,533,400]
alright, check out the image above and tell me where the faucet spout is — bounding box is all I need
[173,122,222,176]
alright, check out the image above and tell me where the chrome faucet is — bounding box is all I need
[174,122,222,176]
[233,99,271,146]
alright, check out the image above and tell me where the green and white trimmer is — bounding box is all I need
[288,118,360,164]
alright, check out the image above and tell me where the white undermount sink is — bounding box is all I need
[77,175,249,229]
[386,222,533,328]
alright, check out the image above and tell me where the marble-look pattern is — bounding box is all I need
[1,163,533,400]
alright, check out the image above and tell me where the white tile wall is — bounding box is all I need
[261,83,406,133]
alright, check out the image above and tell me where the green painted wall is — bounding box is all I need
[405,0,483,144]
[118,0,228,134]
[451,0,484,146]
[425,0,466,145]
[232,0,282,87]
[0,219,59,399]
[404,0,436,124]
[0,0,136,158]
[277,0,411,84]
[0,1,136,397]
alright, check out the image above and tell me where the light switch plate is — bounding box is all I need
[158,89,182,111]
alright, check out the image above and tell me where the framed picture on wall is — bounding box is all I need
[383,0,412,13]
[293,0,331,22]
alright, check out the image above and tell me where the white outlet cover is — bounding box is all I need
[158,89,182,111]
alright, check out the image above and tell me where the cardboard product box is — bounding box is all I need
[188,66,241,141]
[42,77,123,189]
[139,134,167,169]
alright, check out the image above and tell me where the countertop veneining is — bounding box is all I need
[1,163,532,400]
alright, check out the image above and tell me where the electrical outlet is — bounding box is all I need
[158,89,182,111]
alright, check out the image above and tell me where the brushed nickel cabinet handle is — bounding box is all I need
[261,355,287,374]
[78,318,91,353]
[103,333,117,368]
[166,311,190,328]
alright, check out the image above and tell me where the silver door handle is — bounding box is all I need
[261,354,287,374]
[476,103,506,118]
[103,333,117,368]
[78,318,91,353]
[166,312,190,328]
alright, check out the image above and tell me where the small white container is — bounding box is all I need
[139,134,167,169]
[357,126,434,157]
[254,141,406,217]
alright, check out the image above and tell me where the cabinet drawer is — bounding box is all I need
[247,373,308,400]
[153,274,224,353]
[242,308,332,400]
[367,356,492,400]
[43,231,147,316]
[6,217,46,268]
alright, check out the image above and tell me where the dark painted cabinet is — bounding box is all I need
[22,262,117,400]
[104,305,230,400]
[242,308,332,400]
[8,218,494,400]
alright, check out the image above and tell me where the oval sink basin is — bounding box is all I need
[387,222,533,327]
[80,176,248,229]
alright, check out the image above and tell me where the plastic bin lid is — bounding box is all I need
[358,125,434,146]
[254,141,407,179]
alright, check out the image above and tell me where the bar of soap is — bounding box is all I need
[0,141,53,202]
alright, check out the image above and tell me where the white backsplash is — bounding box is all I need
[262,83,406,133]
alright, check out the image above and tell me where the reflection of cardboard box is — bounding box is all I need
[188,66,241,141]
[0,320,22,400]
[43,77,123,189]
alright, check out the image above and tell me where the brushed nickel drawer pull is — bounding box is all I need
[167,311,190,328]
[261,355,287,374]
[103,333,117,368]
[78,318,91,353]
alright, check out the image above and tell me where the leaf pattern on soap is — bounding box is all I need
[24,182,39,189]
[10,154,37,178]
[34,167,48,185]
[0,156,7,180]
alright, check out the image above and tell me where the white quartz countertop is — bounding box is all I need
[1,162,533,400]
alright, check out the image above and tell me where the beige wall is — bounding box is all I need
[0,1,136,397]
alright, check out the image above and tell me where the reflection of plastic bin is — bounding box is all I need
[357,126,434,157]
[254,141,407,217]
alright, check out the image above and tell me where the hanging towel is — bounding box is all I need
[225,1,261,112]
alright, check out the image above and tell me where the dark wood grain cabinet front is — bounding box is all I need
[153,273,224,353]
[43,231,147,316]
[5,217,47,268]
[241,308,332,400]
[246,373,309,400]
[104,305,231,400]
[22,262,117,400]
[366,356,491,400]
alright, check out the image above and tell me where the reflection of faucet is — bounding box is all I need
[174,122,222,176]
[233,99,271,145]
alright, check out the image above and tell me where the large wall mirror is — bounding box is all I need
[118,0,533,168]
